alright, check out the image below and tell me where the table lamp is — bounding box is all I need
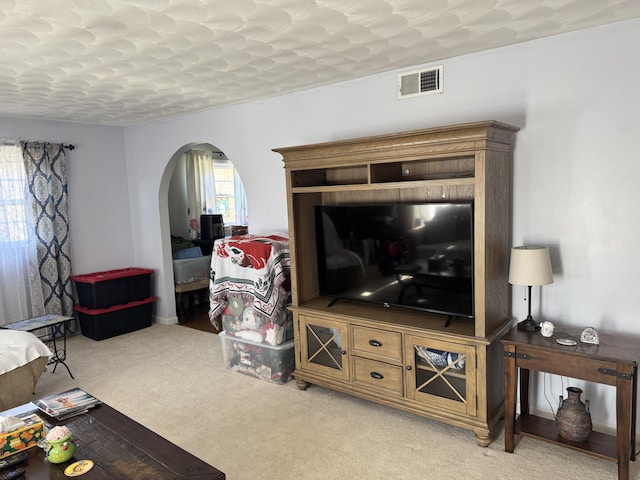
[508,246,553,331]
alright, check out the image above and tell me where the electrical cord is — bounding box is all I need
[542,373,567,420]
[543,372,556,418]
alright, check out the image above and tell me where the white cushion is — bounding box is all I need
[0,330,52,375]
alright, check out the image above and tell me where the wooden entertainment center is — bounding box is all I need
[274,120,519,445]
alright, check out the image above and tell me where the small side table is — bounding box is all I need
[501,326,639,480]
[1,314,75,379]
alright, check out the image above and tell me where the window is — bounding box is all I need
[209,159,247,227]
[212,161,237,225]
[0,144,31,246]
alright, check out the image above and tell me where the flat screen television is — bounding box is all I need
[315,202,474,320]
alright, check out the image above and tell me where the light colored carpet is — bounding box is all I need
[32,323,635,480]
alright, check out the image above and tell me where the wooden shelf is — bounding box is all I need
[291,177,475,194]
[516,414,617,462]
[294,296,477,340]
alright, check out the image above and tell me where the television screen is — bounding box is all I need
[315,202,474,319]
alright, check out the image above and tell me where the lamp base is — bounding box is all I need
[517,317,540,331]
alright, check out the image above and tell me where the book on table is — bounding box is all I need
[34,388,101,420]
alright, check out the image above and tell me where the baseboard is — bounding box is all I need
[154,315,178,325]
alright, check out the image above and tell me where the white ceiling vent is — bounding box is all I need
[398,65,443,99]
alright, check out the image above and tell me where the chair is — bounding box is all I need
[0,330,51,410]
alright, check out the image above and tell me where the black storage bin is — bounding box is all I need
[74,297,155,341]
[72,268,153,309]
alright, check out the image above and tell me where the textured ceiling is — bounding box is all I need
[1,0,639,127]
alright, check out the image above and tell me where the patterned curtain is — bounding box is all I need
[21,142,73,317]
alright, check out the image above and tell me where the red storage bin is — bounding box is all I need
[72,268,153,309]
[74,297,155,341]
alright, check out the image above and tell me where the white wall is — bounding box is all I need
[0,117,133,275]
[123,18,640,430]
[168,154,188,239]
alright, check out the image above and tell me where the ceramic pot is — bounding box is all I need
[46,433,76,464]
[556,387,592,442]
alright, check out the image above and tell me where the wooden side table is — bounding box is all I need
[501,326,638,480]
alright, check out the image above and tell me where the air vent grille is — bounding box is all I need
[398,65,443,99]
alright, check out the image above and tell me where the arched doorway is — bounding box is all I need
[159,142,248,324]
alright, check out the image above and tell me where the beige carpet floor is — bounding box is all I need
[31,323,636,480]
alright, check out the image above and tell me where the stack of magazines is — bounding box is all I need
[34,388,101,420]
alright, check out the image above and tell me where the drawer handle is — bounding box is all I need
[370,371,384,380]
[369,339,383,347]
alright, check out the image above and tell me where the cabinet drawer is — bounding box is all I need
[353,357,403,396]
[511,345,621,385]
[351,326,402,363]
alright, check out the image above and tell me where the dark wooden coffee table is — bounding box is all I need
[17,403,225,479]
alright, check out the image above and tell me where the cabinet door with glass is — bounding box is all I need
[298,314,350,381]
[404,336,477,416]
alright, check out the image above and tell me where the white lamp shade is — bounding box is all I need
[508,246,553,286]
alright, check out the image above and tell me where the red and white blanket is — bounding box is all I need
[208,234,290,328]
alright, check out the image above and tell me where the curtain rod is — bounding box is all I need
[0,137,76,150]
[1,139,75,150]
